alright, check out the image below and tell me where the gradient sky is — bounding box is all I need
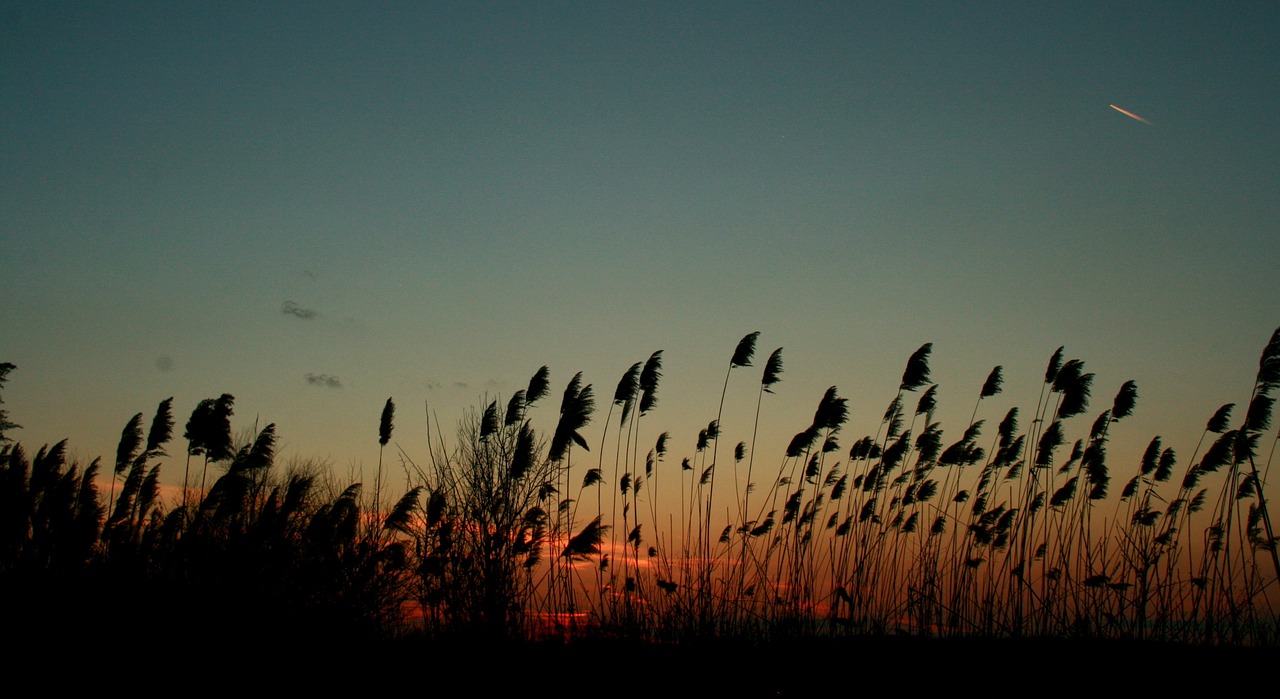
[3,2,1277,507]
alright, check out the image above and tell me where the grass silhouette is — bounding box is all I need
[1,328,1277,652]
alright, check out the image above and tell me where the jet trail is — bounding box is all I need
[1110,104,1151,125]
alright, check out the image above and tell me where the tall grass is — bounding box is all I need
[0,328,1276,646]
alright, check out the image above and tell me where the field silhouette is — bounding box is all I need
[2,329,1277,665]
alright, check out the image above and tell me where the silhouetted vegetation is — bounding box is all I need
[2,329,1277,652]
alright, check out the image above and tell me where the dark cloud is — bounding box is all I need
[155,355,174,372]
[304,373,341,389]
[453,381,469,389]
[282,300,317,319]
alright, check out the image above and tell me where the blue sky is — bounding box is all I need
[3,2,1276,505]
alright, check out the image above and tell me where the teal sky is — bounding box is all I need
[3,2,1277,500]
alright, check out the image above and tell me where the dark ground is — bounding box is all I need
[118,634,1271,696]
[9,594,1269,695]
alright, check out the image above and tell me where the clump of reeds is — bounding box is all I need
[1,327,1277,647]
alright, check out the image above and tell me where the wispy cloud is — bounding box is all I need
[304,373,341,388]
[282,300,318,319]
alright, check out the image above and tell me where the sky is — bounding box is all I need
[3,2,1277,513]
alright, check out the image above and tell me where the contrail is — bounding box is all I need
[1110,104,1151,125]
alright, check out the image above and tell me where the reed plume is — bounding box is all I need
[901,343,933,392]
[0,363,17,441]
[550,373,595,463]
[563,516,609,560]
[376,397,395,520]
